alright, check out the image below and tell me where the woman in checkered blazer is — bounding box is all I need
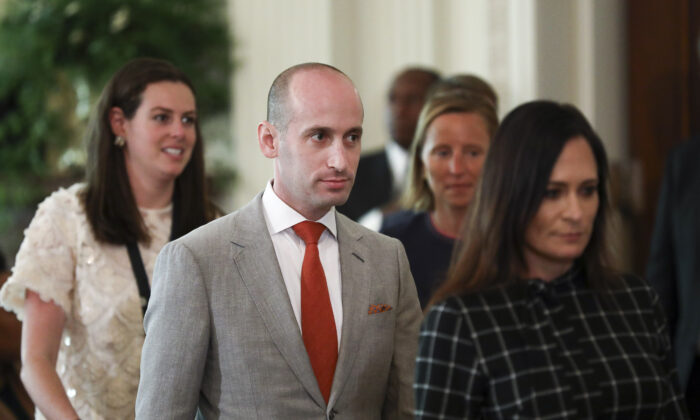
[414,100,689,419]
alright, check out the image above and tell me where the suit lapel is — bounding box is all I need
[329,214,370,407]
[230,194,325,407]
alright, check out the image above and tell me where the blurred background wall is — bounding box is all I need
[227,0,627,209]
[1,0,696,274]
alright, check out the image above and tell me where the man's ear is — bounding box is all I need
[258,121,280,158]
[109,107,127,138]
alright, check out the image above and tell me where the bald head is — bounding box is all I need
[258,63,364,220]
[267,63,361,134]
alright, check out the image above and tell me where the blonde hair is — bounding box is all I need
[428,74,499,113]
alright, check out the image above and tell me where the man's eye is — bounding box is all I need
[311,133,325,141]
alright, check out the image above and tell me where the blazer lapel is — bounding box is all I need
[230,194,326,407]
[328,214,370,407]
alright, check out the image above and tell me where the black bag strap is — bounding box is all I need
[126,241,150,315]
[127,190,180,316]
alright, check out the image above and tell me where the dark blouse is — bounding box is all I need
[380,211,454,308]
[415,269,689,419]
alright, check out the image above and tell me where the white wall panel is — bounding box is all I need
[226,0,627,208]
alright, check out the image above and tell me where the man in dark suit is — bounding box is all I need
[136,63,422,419]
[647,137,700,416]
[338,67,439,222]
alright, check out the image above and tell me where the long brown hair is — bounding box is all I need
[82,57,217,245]
[430,100,619,305]
[402,91,499,211]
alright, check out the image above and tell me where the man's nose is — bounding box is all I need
[391,98,411,117]
[327,140,349,172]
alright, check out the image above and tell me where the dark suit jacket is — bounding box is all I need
[338,149,393,221]
[647,137,700,389]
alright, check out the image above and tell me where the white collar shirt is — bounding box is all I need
[261,181,343,346]
[385,140,410,194]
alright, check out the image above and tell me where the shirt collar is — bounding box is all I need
[261,181,337,238]
[385,140,410,187]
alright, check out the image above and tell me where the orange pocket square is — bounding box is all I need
[368,304,392,314]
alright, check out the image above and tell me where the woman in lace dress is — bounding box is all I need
[0,58,218,419]
[414,101,689,418]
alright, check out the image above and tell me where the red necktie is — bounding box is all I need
[292,221,338,403]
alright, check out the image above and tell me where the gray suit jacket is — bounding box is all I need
[135,193,422,419]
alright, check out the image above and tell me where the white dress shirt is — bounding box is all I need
[385,140,410,195]
[261,182,343,346]
[358,141,410,231]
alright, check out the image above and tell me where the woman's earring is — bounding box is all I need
[114,135,126,147]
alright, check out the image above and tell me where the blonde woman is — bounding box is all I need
[380,91,498,308]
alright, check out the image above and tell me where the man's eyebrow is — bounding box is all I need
[299,125,363,137]
[300,125,330,136]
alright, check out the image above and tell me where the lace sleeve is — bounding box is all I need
[0,186,81,320]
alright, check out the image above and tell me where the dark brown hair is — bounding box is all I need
[403,91,499,211]
[430,100,619,305]
[82,57,217,245]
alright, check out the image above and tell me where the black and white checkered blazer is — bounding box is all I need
[414,269,689,419]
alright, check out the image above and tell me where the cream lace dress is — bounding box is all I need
[0,184,172,420]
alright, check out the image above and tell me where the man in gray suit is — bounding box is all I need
[135,63,422,419]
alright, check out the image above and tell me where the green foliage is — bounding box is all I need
[0,0,232,206]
